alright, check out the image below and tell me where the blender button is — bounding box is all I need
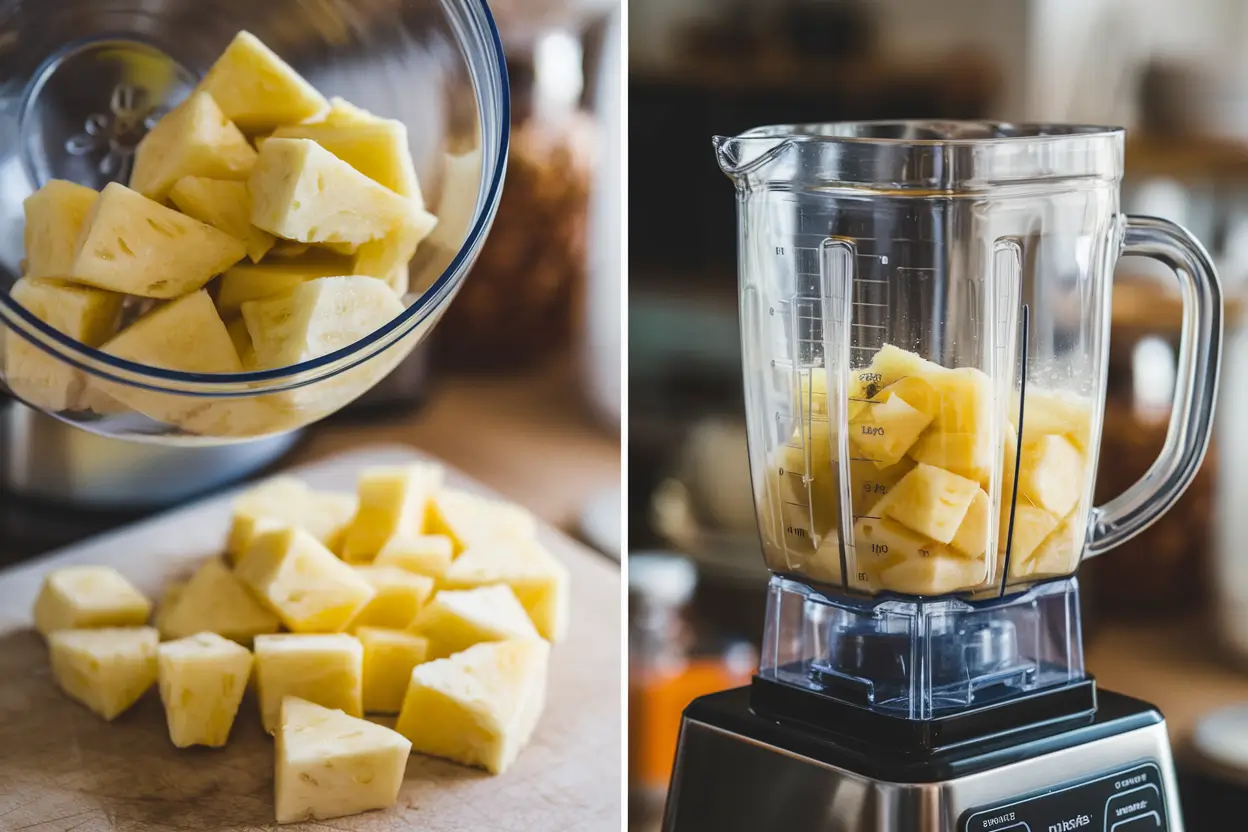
[1108,811,1162,830]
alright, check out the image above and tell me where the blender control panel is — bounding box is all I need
[961,763,1168,831]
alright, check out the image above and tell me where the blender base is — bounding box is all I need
[663,685,1181,831]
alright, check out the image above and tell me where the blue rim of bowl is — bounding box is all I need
[0,0,511,397]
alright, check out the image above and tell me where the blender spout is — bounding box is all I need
[713,134,793,180]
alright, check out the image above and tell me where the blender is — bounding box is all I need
[663,122,1222,831]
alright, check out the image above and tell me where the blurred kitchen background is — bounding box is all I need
[628,0,1248,828]
[0,3,622,568]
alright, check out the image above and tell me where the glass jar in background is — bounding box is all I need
[433,3,610,371]
[628,553,755,832]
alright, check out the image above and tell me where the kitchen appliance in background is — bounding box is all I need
[663,121,1221,831]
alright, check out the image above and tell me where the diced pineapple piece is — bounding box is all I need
[908,367,995,484]
[357,626,430,714]
[340,464,445,563]
[158,558,280,645]
[235,526,376,633]
[880,463,981,544]
[910,431,994,487]
[999,501,1059,564]
[949,489,991,559]
[1017,434,1085,518]
[866,343,950,388]
[322,97,377,127]
[33,565,151,638]
[1014,388,1095,451]
[427,488,538,556]
[214,254,354,316]
[876,374,942,420]
[851,457,915,517]
[253,634,363,734]
[5,277,122,411]
[852,516,935,570]
[225,477,356,564]
[1012,512,1083,579]
[395,639,549,775]
[154,581,187,640]
[268,240,312,258]
[23,180,98,278]
[129,92,257,202]
[70,183,245,297]
[225,317,254,367]
[878,552,988,595]
[169,176,276,262]
[353,210,438,293]
[442,539,571,643]
[157,632,253,747]
[248,138,412,245]
[49,627,159,720]
[410,585,541,661]
[374,534,455,579]
[268,119,424,201]
[275,696,411,824]
[848,391,933,468]
[197,31,329,133]
[348,566,435,631]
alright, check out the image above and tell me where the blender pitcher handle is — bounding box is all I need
[1085,215,1223,558]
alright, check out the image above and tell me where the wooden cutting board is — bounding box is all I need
[0,445,622,831]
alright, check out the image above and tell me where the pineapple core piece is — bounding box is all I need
[5,277,122,412]
[357,626,430,714]
[23,179,98,278]
[374,534,455,579]
[339,464,445,563]
[268,119,425,202]
[442,538,571,642]
[49,626,159,720]
[410,585,542,661]
[197,31,329,134]
[1016,434,1085,519]
[168,176,275,263]
[157,632,253,748]
[348,566,435,631]
[235,526,376,634]
[248,138,413,245]
[880,463,981,545]
[395,639,550,775]
[215,254,354,316]
[427,488,538,556]
[129,91,257,203]
[69,183,245,298]
[275,696,411,824]
[225,476,357,563]
[33,565,151,637]
[159,557,280,645]
[253,634,364,734]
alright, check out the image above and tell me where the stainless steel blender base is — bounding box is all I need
[664,686,1181,832]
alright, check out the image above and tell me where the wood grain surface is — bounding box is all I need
[0,445,622,831]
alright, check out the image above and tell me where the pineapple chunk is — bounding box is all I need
[269,120,424,201]
[23,180,98,278]
[154,581,187,640]
[235,526,376,633]
[880,463,981,544]
[269,240,312,258]
[427,488,538,556]
[395,639,549,775]
[352,210,438,293]
[129,92,257,202]
[340,464,445,563]
[49,627,159,720]
[1014,388,1094,451]
[949,489,991,559]
[5,277,122,411]
[70,183,245,297]
[1012,513,1083,579]
[999,501,1059,564]
[225,477,356,563]
[33,565,151,638]
[374,533,455,579]
[908,367,994,483]
[197,31,329,133]
[159,558,280,645]
[225,317,254,367]
[248,138,412,245]
[878,552,988,595]
[348,566,435,631]
[851,516,935,569]
[1017,435,1085,518]
[410,585,541,661]
[322,97,378,127]
[851,457,915,517]
[168,176,276,263]
[157,632,253,748]
[275,696,411,824]
[253,634,363,734]
[357,626,430,714]
[865,344,950,388]
[876,374,942,420]
[214,254,354,316]
[848,390,933,468]
[442,538,571,642]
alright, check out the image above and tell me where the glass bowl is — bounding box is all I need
[0,0,508,445]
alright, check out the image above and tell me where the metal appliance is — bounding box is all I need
[663,121,1223,831]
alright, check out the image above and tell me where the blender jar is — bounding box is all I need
[716,121,1221,602]
[0,0,508,444]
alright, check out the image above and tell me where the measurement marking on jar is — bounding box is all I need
[855,278,889,285]
[856,323,887,330]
